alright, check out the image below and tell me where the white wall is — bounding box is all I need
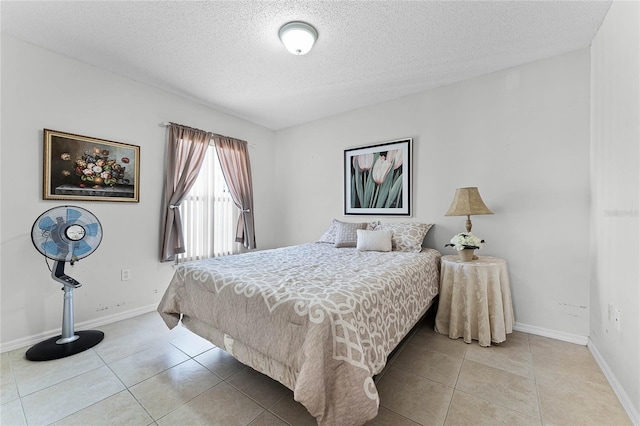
[275,49,592,339]
[589,1,640,421]
[0,36,278,350]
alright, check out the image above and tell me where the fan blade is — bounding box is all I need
[42,241,66,257]
[84,223,100,237]
[38,216,56,231]
[73,240,92,257]
[66,208,82,224]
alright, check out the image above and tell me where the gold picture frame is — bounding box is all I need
[43,129,140,202]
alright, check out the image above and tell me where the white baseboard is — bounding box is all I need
[588,340,640,426]
[0,304,158,353]
[513,322,589,345]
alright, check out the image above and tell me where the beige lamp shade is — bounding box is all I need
[445,187,493,232]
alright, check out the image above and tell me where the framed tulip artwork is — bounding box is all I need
[344,138,411,215]
[43,129,140,202]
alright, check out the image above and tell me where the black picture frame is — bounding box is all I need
[344,138,411,216]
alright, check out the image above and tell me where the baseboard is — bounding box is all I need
[512,322,589,345]
[0,304,158,353]
[588,339,640,426]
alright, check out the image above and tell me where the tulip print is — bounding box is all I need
[372,156,392,184]
[357,153,374,171]
[350,146,404,210]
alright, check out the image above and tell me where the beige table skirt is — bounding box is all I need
[435,255,514,346]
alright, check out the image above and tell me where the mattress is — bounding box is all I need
[158,242,441,425]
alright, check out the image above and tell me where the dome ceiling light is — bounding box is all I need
[279,21,318,55]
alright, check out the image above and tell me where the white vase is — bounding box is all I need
[458,249,475,262]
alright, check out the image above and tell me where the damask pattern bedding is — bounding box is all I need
[158,242,441,425]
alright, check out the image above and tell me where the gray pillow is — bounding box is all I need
[319,219,379,244]
[334,221,367,248]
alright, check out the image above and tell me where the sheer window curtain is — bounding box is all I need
[177,144,240,262]
[160,124,211,262]
[213,135,257,249]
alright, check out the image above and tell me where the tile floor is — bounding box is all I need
[0,309,631,426]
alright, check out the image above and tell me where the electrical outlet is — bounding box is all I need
[121,269,131,281]
[614,309,621,331]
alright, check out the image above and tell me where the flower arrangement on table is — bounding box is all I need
[445,232,485,251]
[62,147,130,188]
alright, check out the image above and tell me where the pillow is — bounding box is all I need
[318,219,339,243]
[334,221,367,248]
[318,219,379,244]
[373,222,433,252]
[356,229,393,252]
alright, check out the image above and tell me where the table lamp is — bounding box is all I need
[445,187,493,232]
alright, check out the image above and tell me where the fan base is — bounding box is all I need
[25,330,104,361]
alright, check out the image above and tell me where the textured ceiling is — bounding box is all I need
[1,1,611,130]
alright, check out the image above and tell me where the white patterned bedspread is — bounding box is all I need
[158,242,441,425]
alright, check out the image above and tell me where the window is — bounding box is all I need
[177,143,240,262]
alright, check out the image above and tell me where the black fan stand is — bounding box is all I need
[25,260,104,361]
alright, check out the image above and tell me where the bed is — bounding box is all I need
[158,229,440,425]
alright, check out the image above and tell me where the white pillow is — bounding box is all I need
[356,229,393,252]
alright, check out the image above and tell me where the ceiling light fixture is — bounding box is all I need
[279,21,318,55]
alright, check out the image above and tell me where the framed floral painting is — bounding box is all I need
[344,138,411,215]
[43,129,140,202]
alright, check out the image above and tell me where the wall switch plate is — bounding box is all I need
[121,269,131,281]
[614,309,621,331]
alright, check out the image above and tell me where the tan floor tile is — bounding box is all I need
[456,360,539,419]
[445,391,541,426]
[194,346,247,379]
[365,406,421,425]
[156,382,264,426]
[93,327,175,364]
[532,350,605,384]
[227,366,290,409]
[536,369,631,425]
[0,399,27,426]
[409,325,468,359]
[465,332,533,379]
[170,330,215,357]
[528,334,589,358]
[109,340,189,387]
[377,367,454,426]
[129,358,221,420]
[249,410,290,426]
[51,390,153,426]
[8,347,105,396]
[0,375,19,405]
[96,311,187,343]
[268,391,317,426]
[21,365,124,425]
[391,342,463,387]
[0,352,19,404]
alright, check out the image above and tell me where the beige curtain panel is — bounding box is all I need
[160,123,211,262]
[213,135,257,250]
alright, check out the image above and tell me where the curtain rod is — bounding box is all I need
[159,122,255,148]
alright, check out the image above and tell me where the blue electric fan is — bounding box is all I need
[28,205,104,361]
